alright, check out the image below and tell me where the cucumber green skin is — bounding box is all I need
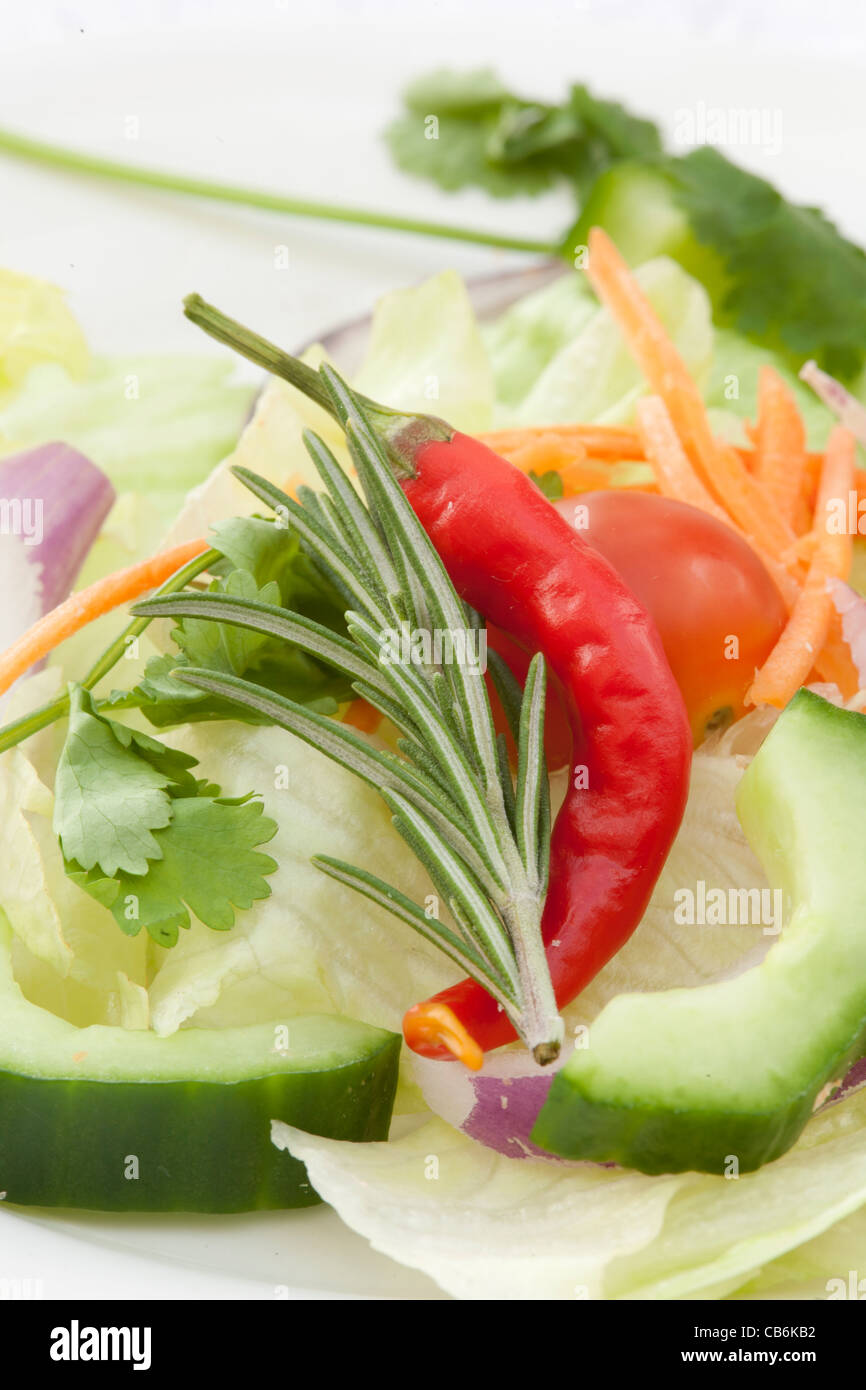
[532,691,866,1175]
[0,1037,399,1212]
[0,920,401,1211]
[532,1070,837,1178]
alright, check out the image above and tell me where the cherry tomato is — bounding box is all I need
[553,490,788,744]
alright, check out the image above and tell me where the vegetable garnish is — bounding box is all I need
[135,296,692,1067]
[138,373,564,1066]
[54,683,278,947]
[552,489,788,745]
[8,73,866,380]
[747,427,857,710]
[0,536,209,697]
[0,546,219,754]
[533,690,866,1174]
[753,366,810,532]
[585,229,801,589]
[0,443,115,654]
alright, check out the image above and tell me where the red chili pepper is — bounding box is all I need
[399,432,692,1060]
[182,295,693,1066]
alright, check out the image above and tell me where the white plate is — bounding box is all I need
[1,4,865,1301]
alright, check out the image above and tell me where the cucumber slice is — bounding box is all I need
[570,160,727,305]
[0,920,400,1211]
[532,691,866,1175]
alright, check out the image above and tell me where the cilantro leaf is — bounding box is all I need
[568,85,663,162]
[69,795,278,948]
[111,518,352,729]
[386,109,559,198]
[53,685,175,877]
[385,69,662,203]
[118,565,350,727]
[174,569,279,673]
[528,469,564,501]
[401,67,512,116]
[664,148,866,379]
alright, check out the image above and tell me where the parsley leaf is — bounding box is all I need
[53,685,176,877]
[68,794,278,948]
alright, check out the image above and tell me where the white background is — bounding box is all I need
[2,0,866,360]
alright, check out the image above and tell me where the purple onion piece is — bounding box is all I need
[828,578,866,691]
[0,442,114,656]
[414,1035,866,1166]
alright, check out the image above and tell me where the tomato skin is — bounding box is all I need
[552,490,789,745]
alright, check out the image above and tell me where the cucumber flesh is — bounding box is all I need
[0,919,400,1211]
[571,160,727,305]
[532,691,866,1174]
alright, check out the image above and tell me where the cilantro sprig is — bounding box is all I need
[55,684,277,948]
[386,69,661,201]
[4,75,866,375]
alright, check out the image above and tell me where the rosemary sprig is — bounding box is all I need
[135,371,563,1063]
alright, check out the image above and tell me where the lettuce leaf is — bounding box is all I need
[0,268,89,395]
[144,719,454,1038]
[353,270,494,433]
[511,257,713,427]
[274,1083,866,1301]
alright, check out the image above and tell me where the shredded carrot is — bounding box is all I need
[0,538,210,698]
[814,618,861,699]
[802,454,866,514]
[402,1001,484,1071]
[636,397,801,610]
[636,396,731,522]
[490,432,588,476]
[753,366,808,528]
[586,227,799,567]
[343,697,382,734]
[748,427,856,708]
[479,423,645,463]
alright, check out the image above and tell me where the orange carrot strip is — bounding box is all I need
[753,366,808,527]
[637,396,800,610]
[479,424,644,462]
[814,619,861,699]
[636,396,731,522]
[342,697,382,734]
[748,427,856,708]
[0,538,210,697]
[586,227,798,564]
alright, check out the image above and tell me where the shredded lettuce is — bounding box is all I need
[274,1084,866,1301]
[482,270,596,409]
[509,257,713,428]
[0,355,254,533]
[0,269,89,395]
[353,269,494,433]
[143,718,454,1038]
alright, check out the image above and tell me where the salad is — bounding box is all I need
[3,72,866,1302]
